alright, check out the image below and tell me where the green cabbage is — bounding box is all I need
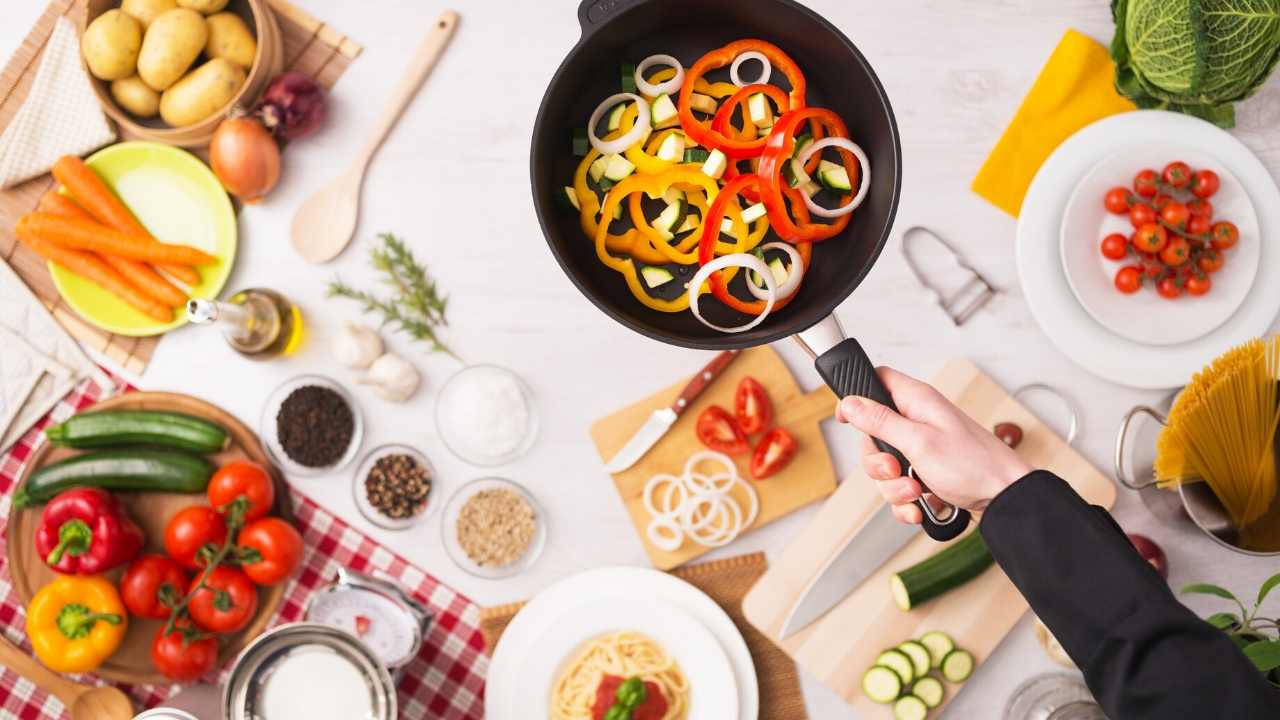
[1111,0,1280,127]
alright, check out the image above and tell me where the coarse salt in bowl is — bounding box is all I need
[435,365,538,466]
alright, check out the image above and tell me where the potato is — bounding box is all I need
[204,12,256,68]
[110,76,160,117]
[81,10,142,81]
[121,0,177,28]
[177,0,229,13]
[137,8,208,91]
[159,58,246,127]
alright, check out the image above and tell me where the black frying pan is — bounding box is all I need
[531,0,968,541]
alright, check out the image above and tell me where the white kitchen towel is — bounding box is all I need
[0,16,116,189]
[0,325,66,444]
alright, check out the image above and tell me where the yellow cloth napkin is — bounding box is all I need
[971,29,1136,217]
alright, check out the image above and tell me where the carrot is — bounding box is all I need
[17,229,172,323]
[17,213,216,266]
[50,156,201,284]
[37,192,188,307]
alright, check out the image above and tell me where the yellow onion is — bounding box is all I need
[210,115,280,203]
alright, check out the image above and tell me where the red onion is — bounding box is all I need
[255,72,326,141]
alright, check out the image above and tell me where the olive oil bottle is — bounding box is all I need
[187,288,304,358]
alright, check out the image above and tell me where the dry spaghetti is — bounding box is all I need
[550,631,689,720]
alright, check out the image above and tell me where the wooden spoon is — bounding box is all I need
[0,635,133,720]
[291,10,460,263]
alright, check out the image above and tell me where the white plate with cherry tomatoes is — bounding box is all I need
[1060,146,1259,346]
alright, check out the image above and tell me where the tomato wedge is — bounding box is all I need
[695,406,750,455]
[734,377,773,434]
[750,428,798,479]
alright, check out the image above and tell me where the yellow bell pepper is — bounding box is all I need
[26,575,127,674]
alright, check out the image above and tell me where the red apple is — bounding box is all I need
[1127,533,1168,578]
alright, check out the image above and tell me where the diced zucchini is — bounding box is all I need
[656,133,685,162]
[640,265,675,288]
[818,159,853,191]
[875,649,915,686]
[653,200,686,240]
[676,214,700,234]
[757,125,773,138]
[607,103,626,131]
[890,532,994,611]
[747,93,768,123]
[741,203,767,224]
[572,128,589,157]
[863,666,902,705]
[719,217,737,240]
[662,187,684,205]
[793,132,814,158]
[893,695,929,720]
[588,155,609,183]
[701,149,728,179]
[784,158,811,188]
[750,257,787,288]
[689,92,717,115]
[940,649,975,683]
[799,179,822,197]
[560,186,580,211]
[897,641,931,678]
[621,62,637,93]
[651,94,679,129]
[603,153,637,182]
[911,676,944,709]
[611,202,623,221]
[684,148,710,164]
[919,631,955,669]
[599,177,616,191]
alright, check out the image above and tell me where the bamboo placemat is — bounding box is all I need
[480,552,809,720]
[0,0,361,375]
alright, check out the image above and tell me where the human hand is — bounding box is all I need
[835,366,1031,524]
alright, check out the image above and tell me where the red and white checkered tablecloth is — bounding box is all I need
[0,376,487,719]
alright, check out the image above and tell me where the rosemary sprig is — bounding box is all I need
[327,233,458,360]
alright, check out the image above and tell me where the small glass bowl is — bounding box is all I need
[260,374,363,478]
[441,477,546,579]
[352,444,439,531]
[435,365,539,467]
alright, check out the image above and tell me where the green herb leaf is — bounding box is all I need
[1182,582,1239,601]
[1243,640,1280,673]
[1205,612,1241,630]
[1256,573,1280,609]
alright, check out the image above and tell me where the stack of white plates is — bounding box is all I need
[1017,111,1280,389]
[485,566,759,720]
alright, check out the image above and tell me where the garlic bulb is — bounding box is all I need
[358,353,420,402]
[333,322,383,368]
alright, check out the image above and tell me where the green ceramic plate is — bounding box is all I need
[48,142,237,336]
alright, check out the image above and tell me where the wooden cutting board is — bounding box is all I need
[742,358,1116,715]
[590,346,837,570]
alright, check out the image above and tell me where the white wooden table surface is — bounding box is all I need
[5,1,1280,717]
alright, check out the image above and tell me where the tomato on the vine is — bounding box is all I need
[1211,221,1239,250]
[1187,198,1212,219]
[238,517,304,586]
[1163,161,1192,188]
[1114,266,1143,294]
[1190,169,1220,198]
[187,565,258,633]
[1186,274,1212,296]
[1133,169,1159,197]
[1130,203,1157,229]
[1160,201,1190,229]
[1103,187,1132,214]
[121,555,189,620]
[1100,233,1128,260]
[164,506,227,570]
[1187,215,1211,236]
[1132,223,1168,254]
[1198,249,1225,273]
[207,460,275,522]
[1157,277,1182,299]
[152,622,218,681]
[1160,237,1191,266]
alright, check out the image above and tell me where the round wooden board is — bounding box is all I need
[5,392,292,685]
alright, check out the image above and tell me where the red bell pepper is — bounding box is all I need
[36,487,144,575]
[757,107,862,243]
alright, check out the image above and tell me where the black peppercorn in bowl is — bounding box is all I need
[353,444,438,530]
[260,374,364,478]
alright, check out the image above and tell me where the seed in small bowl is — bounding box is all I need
[365,453,432,520]
[456,488,536,567]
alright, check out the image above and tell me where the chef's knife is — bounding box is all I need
[603,350,741,473]
[779,503,920,638]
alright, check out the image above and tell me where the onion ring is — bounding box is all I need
[688,497,742,547]
[746,242,805,301]
[730,51,772,87]
[686,471,736,497]
[646,516,683,552]
[795,137,871,218]
[588,93,652,155]
[635,54,685,97]
[688,253,777,333]
[683,450,736,480]
[643,473,686,519]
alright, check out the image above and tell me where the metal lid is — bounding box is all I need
[133,711,199,720]
[223,623,397,720]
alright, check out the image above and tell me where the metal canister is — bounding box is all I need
[222,623,397,720]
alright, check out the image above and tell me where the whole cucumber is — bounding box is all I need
[45,410,228,454]
[14,448,214,509]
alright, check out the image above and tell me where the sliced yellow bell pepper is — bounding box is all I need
[26,574,127,674]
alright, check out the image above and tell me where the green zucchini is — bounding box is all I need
[890,532,994,611]
[911,676,944,708]
[941,649,975,682]
[572,128,589,157]
[46,410,228,454]
[862,666,902,704]
[620,62,637,93]
[893,695,929,720]
[897,640,932,678]
[875,649,915,686]
[15,449,214,509]
[683,148,710,164]
[919,631,955,669]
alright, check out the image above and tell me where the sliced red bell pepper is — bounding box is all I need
[757,107,862,243]
[36,487,144,575]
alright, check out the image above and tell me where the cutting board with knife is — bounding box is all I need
[590,346,838,570]
[743,358,1116,714]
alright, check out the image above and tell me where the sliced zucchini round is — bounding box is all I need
[911,676,945,708]
[941,649,975,683]
[897,640,931,678]
[875,649,915,686]
[919,631,955,669]
[893,695,929,720]
[862,665,902,704]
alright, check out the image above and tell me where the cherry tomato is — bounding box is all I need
[1114,266,1143,294]
[1132,223,1168,254]
[1133,169,1159,197]
[1160,201,1190,229]
[695,406,749,455]
[1187,198,1213,220]
[164,506,228,570]
[1160,237,1191,266]
[207,460,275,522]
[1211,221,1239,250]
[1198,249,1225,273]
[1186,274,1212,296]
[1157,277,1182,299]
[1163,161,1192,188]
[1190,169,1220,198]
[1141,258,1166,280]
[733,376,773,434]
[1151,193,1173,211]
[120,554,189,620]
[187,565,258,633]
[238,517,304,586]
[1103,187,1131,214]
[1130,203,1157,229]
[1100,233,1128,260]
[152,622,218,681]
[749,428,798,479]
[1187,215,1211,236]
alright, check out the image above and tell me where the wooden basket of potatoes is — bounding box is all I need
[81,0,283,147]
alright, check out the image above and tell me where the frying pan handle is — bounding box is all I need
[815,338,971,542]
[577,0,646,36]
